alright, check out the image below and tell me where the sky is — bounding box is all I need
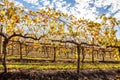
[13,0,120,20]
[1,0,120,38]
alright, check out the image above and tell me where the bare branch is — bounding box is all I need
[51,40,79,45]
[107,45,120,48]
[0,32,7,39]
[8,33,44,40]
[51,39,100,48]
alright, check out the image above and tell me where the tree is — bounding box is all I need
[50,14,102,73]
[0,1,43,73]
[51,13,120,73]
[0,1,66,73]
[97,15,119,46]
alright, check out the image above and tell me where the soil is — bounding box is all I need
[0,69,120,80]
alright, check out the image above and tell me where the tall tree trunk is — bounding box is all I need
[77,45,81,73]
[2,39,8,73]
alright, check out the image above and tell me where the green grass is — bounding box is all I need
[0,62,120,70]
[81,63,120,70]
[0,63,76,70]
[3,54,120,71]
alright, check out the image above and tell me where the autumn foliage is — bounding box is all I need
[0,0,120,73]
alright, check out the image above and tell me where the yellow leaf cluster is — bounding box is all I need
[22,15,29,20]
[0,10,5,22]
[0,10,5,15]
[27,19,32,25]
[34,40,38,44]
[6,27,12,32]
[12,36,19,40]
[11,14,20,23]
[0,16,5,22]
[6,7,15,19]
[43,18,48,23]
[104,31,109,35]
[49,21,56,32]
[4,0,9,6]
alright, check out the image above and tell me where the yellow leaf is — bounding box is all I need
[7,22,11,27]
[21,29,24,34]
[13,36,19,40]
[4,0,9,6]
[27,20,32,25]
[11,19,14,24]
[10,2,14,6]
[0,10,5,15]
[34,40,38,44]
[103,17,107,22]
[33,18,38,22]
[104,31,109,35]
[1,17,5,22]
[43,19,48,22]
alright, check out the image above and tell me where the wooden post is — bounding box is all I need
[46,46,49,57]
[25,45,28,56]
[2,39,8,73]
[92,38,94,63]
[109,52,112,59]
[77,45,81,73]
[102,50,105,62]
[81,47,85,63]
[0,36,2,61]
[96,50,99,58]
[19,42,22,61]
[53,46,56,62]
[118,48,120,57]
[12,41,14,55]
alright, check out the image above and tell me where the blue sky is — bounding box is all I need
[13,0,120,20]
[12,0,120,38]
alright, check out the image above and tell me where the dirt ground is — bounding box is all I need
[0,69,120,80]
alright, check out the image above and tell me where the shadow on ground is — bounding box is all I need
[0,69,120,80]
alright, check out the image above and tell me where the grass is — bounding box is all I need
[0,63,76,70]
[0,61,120,71]
[81,63,120,70]
[1,54,120,71]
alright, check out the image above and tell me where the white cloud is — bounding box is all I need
[94,0,120,14]
[109,0,120,13]
[114,12,120,20]
[14,1,24,7]
[14,0,120,20]
[23,0,38,4]
[7,0,24,7]
[68,0,98,20]
[43,0,50,6]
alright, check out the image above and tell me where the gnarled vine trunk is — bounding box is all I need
[118,48,120,57]
[53,47,56,62]
[19,42,22,61]
[77,45,81,73]
[81,47,85,63]
[0,36,2,61]
[2,39,8,73]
